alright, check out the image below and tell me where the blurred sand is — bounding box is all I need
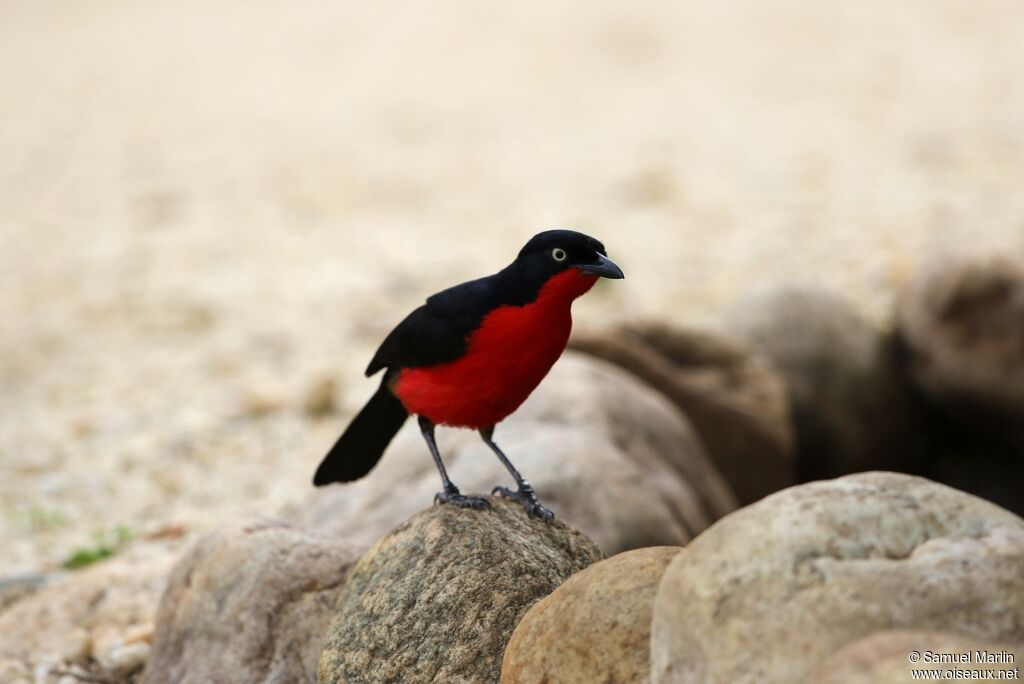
[2,0,1023,573]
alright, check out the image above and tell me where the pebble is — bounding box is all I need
[101,641,151,673]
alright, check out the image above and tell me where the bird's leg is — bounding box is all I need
[480,426,554,523]
[419,416,489,510]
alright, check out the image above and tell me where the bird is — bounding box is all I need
[312,229,624,521]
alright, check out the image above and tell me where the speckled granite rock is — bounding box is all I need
[318,497,602,684]
[651,472,1024,684]
[144,519,361,684]
[502,546,681,684]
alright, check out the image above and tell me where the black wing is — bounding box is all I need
[365,274,502,376]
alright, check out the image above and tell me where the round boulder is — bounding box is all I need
[724,284,925,480]
[650,472,1024,684]
[144,519,362,684]
[806,630,1024,684]
[898,253,1024,449]
[572,322,795,504]
[318,496,602,684]
[502,546,682,684]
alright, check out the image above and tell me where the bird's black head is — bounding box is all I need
[516,228,624,279]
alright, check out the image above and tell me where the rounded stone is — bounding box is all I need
[572,322,795,504]
[650,472,1024,684]
[724,284,925,480]
[806,630,1024,684]
[318,497,603,684]
[144,520,361,684]
[502,546,682,684]
[897,253,1024,449]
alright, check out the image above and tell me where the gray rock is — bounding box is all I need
[650,472,1024,684]
[292,352,737,554]
[144,519,361,684]
[572,322,795,504]
[724,284,925,480]
[318,496,603,684]
[805,630,1024,684]
[897,253,1024,449]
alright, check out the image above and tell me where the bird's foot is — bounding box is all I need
[434,487,490,510]
[492,484,554,523]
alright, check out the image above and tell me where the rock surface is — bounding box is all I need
[650,472,1024,684]
[0,550,175,676]
[572,322,795,504]
[502,546,682,684]
[898,253,1024,449]
[318,496,603,684]
[293,352,737,554]
[806,630,1024,684]
[724,284,924,480]
[144,519,361,684]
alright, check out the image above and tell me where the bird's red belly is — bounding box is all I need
[394,281,585,428]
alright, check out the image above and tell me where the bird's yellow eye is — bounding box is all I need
[552,248,567,262]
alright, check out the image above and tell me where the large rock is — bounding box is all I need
[572,322,795,504]
[318,496,602,684]
[650,472,1024,684]
[0,549,175,678]
[293,352,737,554]
[898,253,1024,449]
[502,545,681,684]
[806,630,1024,684]
[144,519,361,684]
[724,284,924,480]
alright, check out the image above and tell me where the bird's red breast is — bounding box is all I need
[394,269,598,428]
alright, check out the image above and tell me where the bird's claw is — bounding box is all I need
[434,488,490,510]
[492,485,555,524]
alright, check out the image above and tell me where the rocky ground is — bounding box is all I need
[3,1,1024,682]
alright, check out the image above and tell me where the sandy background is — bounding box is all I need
[2,0,1023,574]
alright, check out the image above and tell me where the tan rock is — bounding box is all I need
[806,630,1024,684]
[502,546,682,684]
[650,472,1024,684]
[572,322,795,504]
[293,352,737,554]
[144,519,361,684]
[318,496,603,684]
[0,550,174,668]
[724,284,925,480]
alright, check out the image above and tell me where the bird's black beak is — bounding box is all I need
[577,254,624,279]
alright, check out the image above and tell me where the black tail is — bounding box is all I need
[313,378,408,485]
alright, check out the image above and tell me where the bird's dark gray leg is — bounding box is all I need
[480,425,554,523]
[419,416,489,510]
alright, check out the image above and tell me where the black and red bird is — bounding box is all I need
[312,229,624,521]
